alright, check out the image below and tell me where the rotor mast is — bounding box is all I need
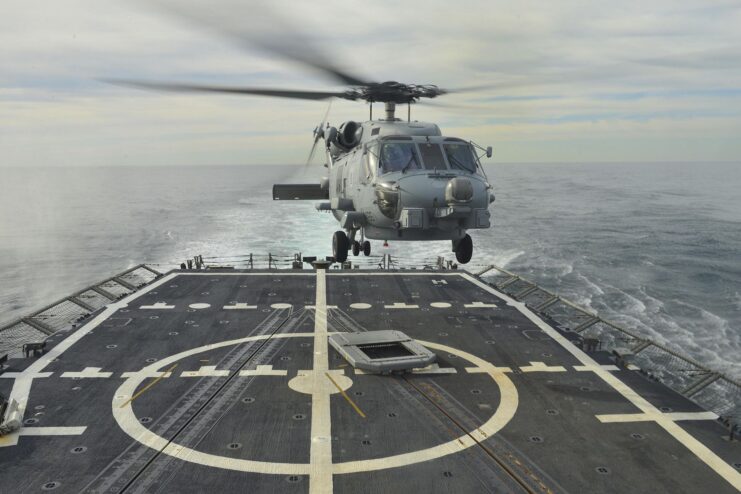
[384,102,396,121]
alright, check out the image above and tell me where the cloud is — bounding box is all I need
[1,0,740,165]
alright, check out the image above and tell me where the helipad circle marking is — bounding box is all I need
[113,334,517,475]
[349,303,372,310]
[271,303,292,310]
[189,303,211,310]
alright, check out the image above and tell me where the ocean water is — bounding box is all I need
[0,162,739,378]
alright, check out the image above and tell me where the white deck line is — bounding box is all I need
[596,411,719,423]
[60,367,113,379]
[180,366,230,378]
[519,362,566,373]
[0,272,178,448]
[309,268,333,494]
[19,427,87,436]
[460,273,741,491]
[238,365,287,377]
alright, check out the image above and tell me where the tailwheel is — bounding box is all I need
[362,240,371,256]
[352,241,360,256]
[453,234,473,264]
[333,231,349,262]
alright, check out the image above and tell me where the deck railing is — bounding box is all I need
[0,264,161,358]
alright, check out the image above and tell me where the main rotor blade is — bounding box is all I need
[149,0,373,87]
[416,99,494,112]
[443,46,741,99]
[442,82,534,94]
[104,79,347,101]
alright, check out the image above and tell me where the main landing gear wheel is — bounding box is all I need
[454,234,473,264]
[362,240,371,256]
[333,231,349,262]
[352,241,360,257]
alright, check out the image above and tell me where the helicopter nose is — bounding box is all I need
[445,177,474,203]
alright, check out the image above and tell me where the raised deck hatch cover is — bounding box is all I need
[328,330,436,373]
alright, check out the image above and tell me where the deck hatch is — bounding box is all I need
[357,342,415,360]
[329,330,436,373]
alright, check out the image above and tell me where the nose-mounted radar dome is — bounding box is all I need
[445,177,474,204]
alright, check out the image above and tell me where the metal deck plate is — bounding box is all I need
[0,270,738,493]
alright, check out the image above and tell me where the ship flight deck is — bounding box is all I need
[0,268,739,493]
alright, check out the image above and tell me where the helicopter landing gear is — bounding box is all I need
[453,234,473,264]
[362,240,371,256]
[352,241,361,256]
[333,230,349,262]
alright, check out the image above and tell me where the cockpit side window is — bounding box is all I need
[444,143,478,173]
[379,142,421,174]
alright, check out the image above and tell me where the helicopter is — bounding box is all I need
[107,3,497,264]
[272,91,495,265]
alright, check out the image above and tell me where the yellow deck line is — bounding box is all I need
[325,372,366,419]
[119,364,178,408]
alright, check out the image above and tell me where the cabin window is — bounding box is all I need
[443,143,478,173]
[418,143,447,170]
[379,142,421,174]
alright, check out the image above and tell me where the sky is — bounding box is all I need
[1,0,740,166]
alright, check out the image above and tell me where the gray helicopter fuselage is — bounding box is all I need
[323,119,493,242]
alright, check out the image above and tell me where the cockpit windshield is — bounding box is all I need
[379,142,421,174]
[444,143,478,173]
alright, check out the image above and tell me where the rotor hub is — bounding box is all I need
[344,81,445,104]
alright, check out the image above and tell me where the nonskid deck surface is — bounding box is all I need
[0,270,739,493]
